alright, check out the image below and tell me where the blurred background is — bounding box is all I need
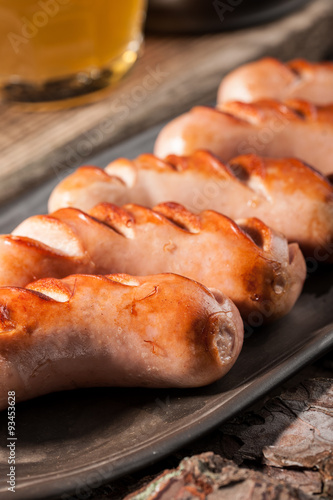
[0,0,333,208]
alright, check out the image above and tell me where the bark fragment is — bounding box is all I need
[124,378,333,499]
[219,378,333,497]
[125,452,311,500]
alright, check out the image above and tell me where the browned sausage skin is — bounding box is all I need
[48,152,333,262]
[218,58,333,105]
[0,273,244,409]
[153,100,333,176]
[1,202,306,321]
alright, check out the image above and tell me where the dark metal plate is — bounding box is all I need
[0,123,332,500]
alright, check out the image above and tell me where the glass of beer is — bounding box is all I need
[0,0,147,108]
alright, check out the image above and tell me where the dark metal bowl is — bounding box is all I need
[146,0,312,34]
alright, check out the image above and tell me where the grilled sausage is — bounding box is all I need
[0,273,243,409]
[153,100,333,176]
[2,202,306,321]
[48,152,333,262]
[218,58,333,105]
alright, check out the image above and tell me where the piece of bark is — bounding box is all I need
[124,452,311,500]
[70,369,333,499]
[223,379,333,467]
[262,467,322,496]
[219,378,333,497]
[263,379,333,468]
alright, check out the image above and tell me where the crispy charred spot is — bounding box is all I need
[220,98,323,124]
[71,166,126,188]
[288,58,333,76]
[219,101,265,125]
[285,99,318,120]
[287,59,306,78]
[121,204,166,228]
[228,162,250,182]
[76,166,108,177]
[136,153,176,172]
[165,151,234,180]
[89,203,135,238]
[229,154,266,181]
[237,218,274,252]
[190,151,234,179]
[242,263,265,303]
[0,305,16,333]
[154,202,201,234]
[326,173,333,185]
[164,154,190,172]
[22,289,55,301]
[23,324,37,336]
[239,223,264,249]
[4,236,38,249]
[106,274,140,287]
[291,108,306,119]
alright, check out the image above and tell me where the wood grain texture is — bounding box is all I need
[1,0,333,205]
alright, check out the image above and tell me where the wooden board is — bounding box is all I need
[1,0,333,205]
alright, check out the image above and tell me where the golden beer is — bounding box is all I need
[0,0,146,106]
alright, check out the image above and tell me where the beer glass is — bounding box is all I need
[0,0,147,108]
